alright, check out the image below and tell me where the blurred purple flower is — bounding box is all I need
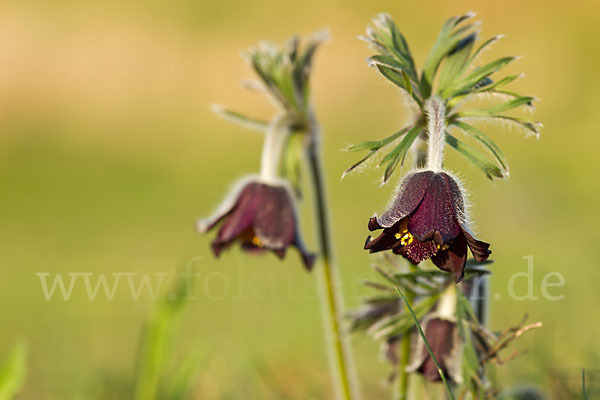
[197,178,315,270]
[407,316,461,384]
[364,171,490,282]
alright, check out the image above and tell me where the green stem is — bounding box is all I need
[307,124,358,400]
[396,287,456,400]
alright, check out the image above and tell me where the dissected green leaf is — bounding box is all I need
[478,74,522,92]
[369,54,409,75]
[371,14,418,80]
[378,123,423,183]
[248,50,289,108]
[375,64,409,90]
[342,149,376,178]
[467,34,503,66]
[346,128,407,152]
[369,293,440,339]
[421,12,477,98]
[459,96,534,116]
[293,32,327,108]
[457,113,541,136]
[246,35,325,116]
[444,56,516,98]
[438,33,477,93]
[383,152,401,183]
[451,120,508,172]
[445,133,505,179]
[211,106,269,131]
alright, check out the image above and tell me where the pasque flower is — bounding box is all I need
[364,170,490,282]
[197,177,315,270]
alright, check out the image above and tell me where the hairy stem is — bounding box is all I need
[260,113,289,182]
[307,119,359,400]
[426,96,447,172]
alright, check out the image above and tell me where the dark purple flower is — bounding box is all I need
[364,171,490,282]
[197,178,315,270]
[407,316,461,384]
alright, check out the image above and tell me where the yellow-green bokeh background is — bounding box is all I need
[1,0,599,398]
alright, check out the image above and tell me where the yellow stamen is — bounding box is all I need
[395,231,414,246]
[251,236,263,247]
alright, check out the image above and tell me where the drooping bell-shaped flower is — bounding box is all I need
[197,177,315,270]
[406,315,462,384]
[364,170,490,282]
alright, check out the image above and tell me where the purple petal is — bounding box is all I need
[375,171,435,228]
[293,242,316,271]
[364,232,398,253]
[441,173,466,222]
[216,182,261,245]
[197,177,253,234]
[408,173,461,243]
[463,229,491,261]
[418,318,456,382]
[252,184,296,249]
[431,232,468,282]
[394,238,438,264]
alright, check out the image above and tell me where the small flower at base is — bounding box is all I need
[406,315,463,384]
[197,177,315,270]
[364,170,491,282]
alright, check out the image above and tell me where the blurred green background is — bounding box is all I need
[1,0,599,398]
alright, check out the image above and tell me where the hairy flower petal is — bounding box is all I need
[365,170,490,281]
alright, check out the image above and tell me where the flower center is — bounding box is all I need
[394,221,414,245]
[393,220,450,250]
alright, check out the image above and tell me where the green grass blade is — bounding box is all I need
[0,343,27,400]
[582,368,588,400]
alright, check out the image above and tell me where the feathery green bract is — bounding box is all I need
[0,343,27,400]
[246,33,326,120]
[213,33,325,126]
[213,33,325,194]
[347,12,541,182]
[445,133,505,179]
[378,123,424,183]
